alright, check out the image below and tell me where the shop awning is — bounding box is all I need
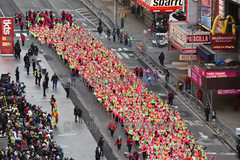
[136,0,182,12]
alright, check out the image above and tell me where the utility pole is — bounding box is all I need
[114,0,116,26]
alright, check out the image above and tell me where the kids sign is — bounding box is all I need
[0,17,14,55]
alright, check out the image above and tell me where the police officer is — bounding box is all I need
[14,14,18,24]
[34,69,38,84]
[38,70,42,86]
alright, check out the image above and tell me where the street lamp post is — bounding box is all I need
[114,0,116,26]
[191,25,193,95]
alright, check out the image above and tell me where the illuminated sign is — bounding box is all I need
[179,55,202,60]
[200,0,211,28]
[217,89,240,95]
[212,15,236,36]
[191,69,202,87]
[211,33,237,43]
[0,17,14,55]
[212,44,235,50]
[205,70,240,78]
[138,0,182,12]
[171,26,211,45]
[186,35,211,43]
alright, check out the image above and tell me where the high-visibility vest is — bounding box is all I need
[34,71,37,76]
[129,35,132,41]
[38,72,41,78]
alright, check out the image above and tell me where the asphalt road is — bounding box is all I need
[1,0,239,159]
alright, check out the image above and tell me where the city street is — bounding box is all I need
[0,0,239,159]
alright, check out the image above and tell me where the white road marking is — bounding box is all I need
[220,152,237,155]
[15,33,20,37]
[49,2,61,14]
[184,120,204,126]
[23,33,28,36]
[116,52,123,59]
[208,152,217,155]
[32,2,42,11]
[0,9,5,17]
[117,48,123,51]
[14,29,28,31]
[199,132,208,139]
[75,9,97,27]
[123,48,129,51]
[111,49,116,51]
[82,23,87,26]
[81,12,91,15]
[121,53,130,59]
[58,134,76,136]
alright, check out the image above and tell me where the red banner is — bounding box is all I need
[0,17,14,55]
[211,33,237,43]
[212,44,235,50]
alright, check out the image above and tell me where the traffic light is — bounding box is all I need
[121,13,126,18]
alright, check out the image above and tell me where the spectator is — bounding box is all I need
[167,90,174,106]
[51,73,59,89]
[197,89,203,102]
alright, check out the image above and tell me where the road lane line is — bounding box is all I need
[116,52,123,59]
[48,1,61,14]
[32,2,42,11]
[0,9,5,17]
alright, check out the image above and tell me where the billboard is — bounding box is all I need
[0,17,14,55]
[200,0,211,28]
[217,89,240,95]
[191,68,202,87]
[211,33,237,43]
[212,44,235,50]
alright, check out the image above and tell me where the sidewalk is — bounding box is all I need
[91,0,240,146]
[10,35,98,159]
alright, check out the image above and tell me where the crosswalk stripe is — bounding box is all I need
[23,33,28,36]
[81,12,91,15]
[117,48,123,51]
[111,49,116,51]
[16,33,20,37]
[123,48,129,51]
[116,52,124,59]
[121,52,130,59]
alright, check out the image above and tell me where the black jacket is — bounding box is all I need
[51,75,59,82]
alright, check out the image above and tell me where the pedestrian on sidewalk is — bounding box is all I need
[77,107,82,123]
[133,148,140,160]
[165,69,169,88]
[124,33,128,45]
[45,72,49,88]
[197,89,203,102]
[205,103,210,121]
[17,12,22,24]
[158,52,164,66]
[234,95,239,111]
[51,73,59,89]
[23,53,29,67]
[145,69,151,82]
[32,59,36,73]
[19,20,24,31]
[211,110,216,127]
[95,147,101,160]
[34,69,38,84]
[98,137,104,155]
[134,66,139,77]
[38,70,42,86]
[107,29,111,40]
[26,60,30,74]
[15,67,20,82]
[74,106,78,122]
[187,76,191,89]
[14,14,18,24]
[139,67,143,79]
[21,34,25,46]
[126,136,134,153]
[184,76,189,90]
[42,79,47,97]
[65,81,70,97]
[15,45,21,59]
[112,28,116,42]
[128,34,132,47]
[167,90,174,106]
[50,95,56,112]
[115,136,122,153]
[71,71,76,87]
[107,120,116,138]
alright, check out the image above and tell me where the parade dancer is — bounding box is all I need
[145,69,151,82]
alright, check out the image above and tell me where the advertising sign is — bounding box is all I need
[191,69,202,87]
[212,15,236,36]
[211,33,237,43]
[205,70,240,78]
[217,89,240,95]
[138,0,183,12]
[200,0,211,28]
[0,17,14,55]
[186,34,211,44]
[179,55,202,60]
[194,64,205,76]
[212,44,235,50]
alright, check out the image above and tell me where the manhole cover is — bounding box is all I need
[44,55,53,60]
